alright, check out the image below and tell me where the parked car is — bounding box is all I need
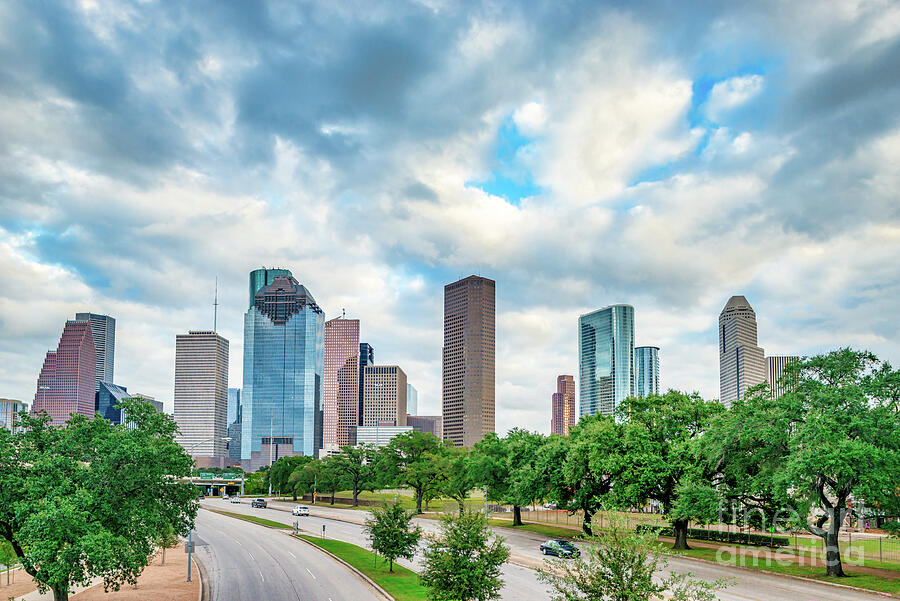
[251,498,267,508]
[230,496,241,504]
[292,505,310,516]
[539,539,580,558]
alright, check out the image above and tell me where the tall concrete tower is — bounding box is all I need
[718,296,766,407]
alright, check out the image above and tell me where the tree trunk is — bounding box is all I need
[161,546,166,566]
[824,510,845,577]
[353,481,360,507]
[415,488,423,514]
[389,559,393,572]
[292,488,297,502]
[673,518,690,550]
[512,505,522,527]
[582,506,594,536]
[330,491,335,505]
[53,585,69,601]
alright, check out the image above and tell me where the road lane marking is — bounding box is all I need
[306,567,317,580]
[288,551,296,559]
[259,570,264,582]
[234,539,242,546]
[248,552,254,560]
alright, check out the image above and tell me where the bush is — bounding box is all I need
[636,525,789,548]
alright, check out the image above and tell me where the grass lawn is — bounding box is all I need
[487,519,584,540]
[297,535,428,601]
[204,508,291,530]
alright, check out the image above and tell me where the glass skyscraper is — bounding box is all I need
[241,274,324,470]
[74,312,115,391]
[578,304,635,417]
[248,268,293,308]
[635,346,660,397]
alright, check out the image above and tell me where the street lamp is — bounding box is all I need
[186,436,231,583]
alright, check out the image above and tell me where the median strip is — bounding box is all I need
[202,507,291,529]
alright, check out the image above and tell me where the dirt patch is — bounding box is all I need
[0,567,39,600]
[71,546,199,601]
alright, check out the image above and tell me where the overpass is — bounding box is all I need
[175,472,245,496]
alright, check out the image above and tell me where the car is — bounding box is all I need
[222,494,229,499]
[230,496,241,504]
[292,505,310,516]
[251,498,267,508]
[540,539,580,558]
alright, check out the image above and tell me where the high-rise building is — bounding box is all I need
[767,356,799,400]
[718,296,766,407]
[351,425,413,447]
[362,365,407,427]
[227,388,241,425]
[74,313,115,391]
[241,274,325,471]
[323,318,361,449]
[0,399,28,433]
[248,268,293,308]
[578,304,635,417]
[96,381,130,424]
[551,375,576,436]
[32,320,97,425]
[358,343,374,425]
[407,415,442,438]
[442,275,495,447]
[635,346,660,397]
[227,388,242,464]
[174,331,229,467]
[406,383,418,416]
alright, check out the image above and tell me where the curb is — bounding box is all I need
[291,534,394,601]
[195,554,209,601]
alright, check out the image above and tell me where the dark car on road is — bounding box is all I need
[251,498,267,508]
[539,539,580,558]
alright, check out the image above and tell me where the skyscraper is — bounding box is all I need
[766,356,799,400]
[718,296,766,407]
[0,399,28,433]
[362,365,407,426]
[174,331,229,467]
[241,274,324,470]
[551,375,575,436]
[442,275,495,447]
[578,304,635,417]
[74,313,115,390]
[227,388,241,425]
[635,346,660,397]
[323,317,360,450]
[32,320,97,425]
[96,381,130,424]
[359,343,374,425]
[227,388,242,464]
[407,415,442,438]
[406,383,418,416]
[248,267,293,308]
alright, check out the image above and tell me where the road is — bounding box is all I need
[202,498,892,601]
[193,507,386,601]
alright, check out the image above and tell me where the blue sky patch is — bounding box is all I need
[467,115,542,205]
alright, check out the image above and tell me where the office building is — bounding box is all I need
[407,415,442,438]
[74,313,115,391]
[323,318,360,450]
[635,346,660,397]
[248,267,293,308]
[227,388,241,425]
[551,375,575,436]
[442,275,495,447]
[718,296,766,406]
[767,356,799,400]
[362,365,407,427]
[32,320,97,425]
[96,381,130,424]
[578,304,635,417]
[174,331,229,467]
[406,383,418,416]
[241,274,325,471]
[351,425,413,447]
[0,399,28,433]
[358,343,374,425]
[227,388,242,463]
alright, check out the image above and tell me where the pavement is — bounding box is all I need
[202,497,895,601]
[193,507,386,601]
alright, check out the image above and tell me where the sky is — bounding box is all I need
[1,0,899,435]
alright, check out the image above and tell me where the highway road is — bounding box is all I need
[193,507,386,601]
[201,498,892,601]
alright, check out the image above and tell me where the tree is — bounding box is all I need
[708,349,900,576]
[441,446,474,511]
[332,445,376,506]
[420,510,509,601]
[364,503,422,572]
[471,430,545,526]
[268,455,313,500]
[385,431,443,513]
[540,416,621,535]
[1,536,18,586]
[537,516,728,601]
[0,399,196,601]
[613,391,723,549]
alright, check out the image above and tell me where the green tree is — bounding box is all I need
[471,430,546,526]
[268,455,313,500]
[364,503,422,572]
[332,444,376,506]
[1,536,18,586]
[385,431,444,513]
[441,446,474,511]
[421,510,509,601]
[0,399,196,601]
[708,349,900,576]
[537,517,728,601]
[540,416,621,535]
[613,391,723,549]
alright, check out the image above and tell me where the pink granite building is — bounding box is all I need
[323,317,360,450]
[551,374,575,436]
[32,320,97,425]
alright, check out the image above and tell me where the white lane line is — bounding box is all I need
[288,551,296,559]
[234,539,242,546]
[306,567,317,580]
[259,570,264,582]
[248,551,254,560]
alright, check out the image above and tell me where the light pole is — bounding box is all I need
[187,436,231,583]
[38,385,50,411]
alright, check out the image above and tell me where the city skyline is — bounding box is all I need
[2,2,898,437]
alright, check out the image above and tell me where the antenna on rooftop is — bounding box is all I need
[342,308,346,318]
[213,276,219,332]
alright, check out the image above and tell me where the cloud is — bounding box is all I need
[705,74,765,121]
